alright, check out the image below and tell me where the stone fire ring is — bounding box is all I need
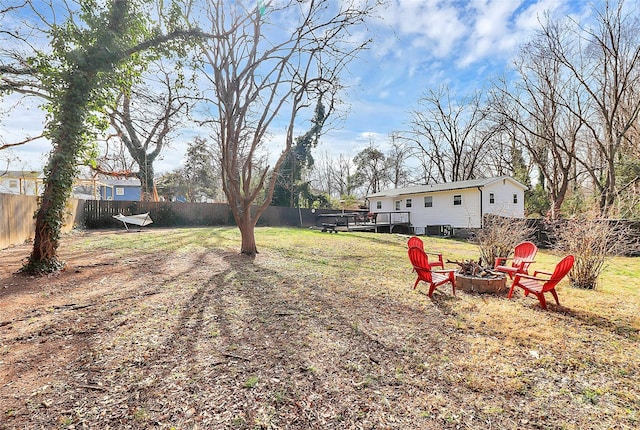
[455,273,508,294]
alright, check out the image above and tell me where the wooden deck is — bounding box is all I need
[314,211,412,233]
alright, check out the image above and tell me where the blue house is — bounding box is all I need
[99,178,142,201]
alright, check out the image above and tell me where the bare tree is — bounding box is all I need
[1,0,48,155]
[540,0,640,215]
[406,85,499,183]
[491,27,583,220]
[308,151,356,201]
[385,132,412,188]
[193,0,377,254]
[102,64,188,201]
[351,142,387,195]
[0,1,40,97]
[308,151,333,197]
[334,153,358,199]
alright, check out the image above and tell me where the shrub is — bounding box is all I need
[549,216,634,290]
[474,215,535,268]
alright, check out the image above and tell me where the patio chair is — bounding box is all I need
[407,236,444,269]
[408,246,456,298]
[494,241,537,278]
[507,255,574,309]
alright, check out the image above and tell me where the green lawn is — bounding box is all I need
[1,226,638,429]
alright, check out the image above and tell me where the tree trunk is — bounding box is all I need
[599,159,616,216]
[24,72,92,273]
[138,161,156,202]
[29,186,64,270]
[238,214,258,255]
[549,198,562,220]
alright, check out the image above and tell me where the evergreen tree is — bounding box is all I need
[182,137,219,202]
[272,101,326,207]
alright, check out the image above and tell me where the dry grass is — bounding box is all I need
[0,227,638,429]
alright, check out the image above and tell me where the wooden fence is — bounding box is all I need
[525,217,640,256]
[6,196,637,255]
[81,200,329,229]
[83,200,235,228]
[0,194,81,249]
[1,195,368,249]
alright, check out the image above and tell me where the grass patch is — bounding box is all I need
[2,226,638,429]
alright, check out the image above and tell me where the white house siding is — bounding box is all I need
[482,180,525,218]
[400,188,481,229]
[0,176,42,195]
[370,189,479,228]
[367,176,527,231]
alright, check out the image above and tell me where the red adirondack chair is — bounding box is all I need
[507,255,575,309]
[494,241,538,278]
[407,236,444,269]
[408,246,456,297]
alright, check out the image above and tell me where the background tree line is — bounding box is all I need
[283,1,639,220]
[156,1,640,220]
[1,0,379,266]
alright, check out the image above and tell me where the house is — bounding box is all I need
[0,171,44,195]
[0,171,119,200]
[366,176,527,234]
[99,178,142,201]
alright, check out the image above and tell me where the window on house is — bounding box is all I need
[376,201,382,209]
[406,198,412,208]
[116,187,125,196]
[8,180,18,189]
[453,195,462,206]
[424,196,433,208]
[395,200,401,211]
[489,193,495,204]
[513,193,518,204]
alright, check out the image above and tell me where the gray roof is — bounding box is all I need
[366,176,527,198]
[100,178,141,187]
[0,170,43,178]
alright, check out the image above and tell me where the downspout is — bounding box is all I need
[478,186,483,229]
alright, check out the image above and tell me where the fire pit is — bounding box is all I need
[452,259,508,294]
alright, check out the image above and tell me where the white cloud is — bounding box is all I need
[376,0,577,72]
[387,0,467,57]
[2,0,589,174]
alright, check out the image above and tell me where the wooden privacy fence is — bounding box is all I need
[0,194,81,249]
[83,200,235,228]
[7,196,637,255]
[82,200,329,229]
[1,195,367,249]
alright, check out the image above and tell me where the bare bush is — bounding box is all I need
[474,215,535,268]
[549,217,635,290]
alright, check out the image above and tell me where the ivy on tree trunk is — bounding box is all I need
[23,2,128,274]
[21,0,214,274]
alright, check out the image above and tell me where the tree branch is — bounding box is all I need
[0,134,45,151]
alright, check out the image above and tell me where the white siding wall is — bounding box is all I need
[371,188,482,229]
[0,178,41,195]
[483,181,525,218]
[411,189,482,228]
[370,198,394,213]
[369,179,526,231]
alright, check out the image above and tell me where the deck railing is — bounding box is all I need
[372,211,411,225]
[370,211,411,233]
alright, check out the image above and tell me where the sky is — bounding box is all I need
[0,0,588,175]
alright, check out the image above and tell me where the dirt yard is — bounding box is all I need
[1,228,638,429]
